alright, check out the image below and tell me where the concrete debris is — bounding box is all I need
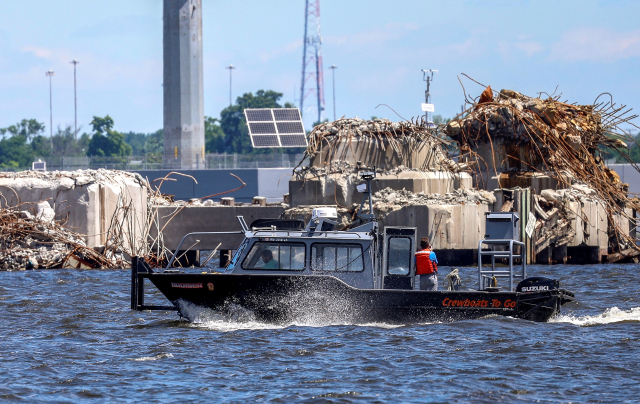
[293,160,442,181]
[0,205,122,271]
[36,201,55,223]
[446,85,640,254]
[150,196,284,208]
[0,168,147,189]
[372,187,496,209]
[0,169,151,270]
[303,118,463,173]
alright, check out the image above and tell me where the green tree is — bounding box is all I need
[0,119,46,169]
[144,129,163,155]
[0,118,45,141]
[47,126,89,156]
[205,116,225,153]
[87,115,132,157]
[123,132,147,155]
[220,90,295,154]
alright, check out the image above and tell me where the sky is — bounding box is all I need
[1,0,640,134]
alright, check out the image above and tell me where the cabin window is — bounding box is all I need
[241,242,306,270]
[311,243,364,272]
[387,237,412,275]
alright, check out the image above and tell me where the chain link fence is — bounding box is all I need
[4,153,304,172]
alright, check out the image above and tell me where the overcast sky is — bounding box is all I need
[1,0,639,133]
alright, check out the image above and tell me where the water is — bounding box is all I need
[1,264,639,403]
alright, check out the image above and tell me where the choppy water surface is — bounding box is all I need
[1,264,639,403]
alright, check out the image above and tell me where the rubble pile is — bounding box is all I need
[0,168,150,270]
[445,88,633,195]
[0,204,120,271]
[372,187,496,211]
[303,118,462,172]
[293,160,442,182]
[0,168,148,190]
[531,185,636,260]
[283,187,495,231]
[445,86,640,252]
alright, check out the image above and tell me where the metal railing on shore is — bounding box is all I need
[2,153,305,172]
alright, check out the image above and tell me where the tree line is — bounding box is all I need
[0,89,304,169]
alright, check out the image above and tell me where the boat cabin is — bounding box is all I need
[222,208,417,290]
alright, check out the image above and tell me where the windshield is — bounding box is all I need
[242,242,306,270]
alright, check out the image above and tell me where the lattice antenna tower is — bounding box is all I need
[300,0,325,125]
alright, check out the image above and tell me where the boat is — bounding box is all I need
[131,173,575,324]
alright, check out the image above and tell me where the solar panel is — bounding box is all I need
[276,121,305,134]
[273,109,301,121]
[32,161,46,171]
[245,109,273,122]
[279,135,308,147]
[244,108,307,148]
[252,135,280,147]
[248,122,276,134]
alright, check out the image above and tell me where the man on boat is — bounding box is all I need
[415,237,438,291]
[260,249,279,269]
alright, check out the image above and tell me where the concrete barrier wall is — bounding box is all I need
[150,205,286,250]
[133,168,291,202]
[382,203,488,250]
[289,172,472,207]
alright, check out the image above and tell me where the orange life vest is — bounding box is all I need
[415,249,437,275]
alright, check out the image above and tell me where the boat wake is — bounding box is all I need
[177,301,284,331]
[176,300,409,331]
[551,307,640,326]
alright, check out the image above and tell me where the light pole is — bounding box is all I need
[70,60,80,140]
[226,65,235,106]
[329,65,337,121]
[46,70,55,150]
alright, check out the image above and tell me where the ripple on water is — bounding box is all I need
[0,265,640,402]
[129,353,174,362]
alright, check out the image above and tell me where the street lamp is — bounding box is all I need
[329,65,337,121]
[70,60,80,140]
[226,65,236,106]
[46,70,55,150]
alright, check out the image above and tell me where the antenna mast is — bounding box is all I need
[421,69,438,124]
[300,0,325,125]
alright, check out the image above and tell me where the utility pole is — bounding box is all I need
[226,65,235,106]
[70,60,80,140]
[46,70,55,150]
[421,69,438,124]
[329,65,337,121]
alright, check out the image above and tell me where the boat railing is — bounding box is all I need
[477,239,527,292]
[251,229,367,239]
[166,231,245,270]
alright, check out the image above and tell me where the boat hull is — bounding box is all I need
[144,273,574,324]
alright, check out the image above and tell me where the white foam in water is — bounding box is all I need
[177,301,411,331]
[131,353,173,361]
[178,301,285,332]
[552,307,640,326]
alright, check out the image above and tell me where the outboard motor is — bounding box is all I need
[516,277,559,293]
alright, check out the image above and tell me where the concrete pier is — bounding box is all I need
[163,0,205,169]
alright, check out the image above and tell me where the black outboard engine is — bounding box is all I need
[516,277,559,293]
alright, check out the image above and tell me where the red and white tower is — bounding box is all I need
[300,0,325,125]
